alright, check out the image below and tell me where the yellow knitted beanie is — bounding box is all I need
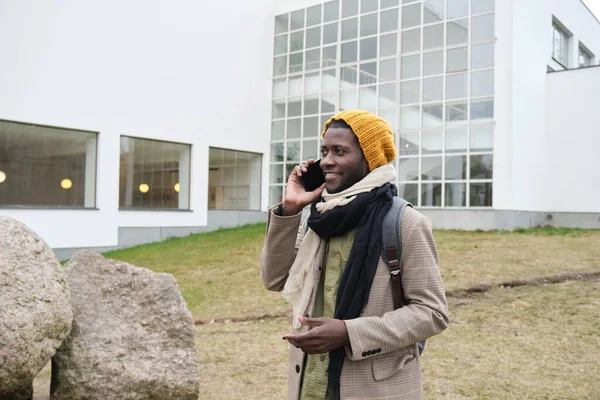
[321,110,397,171]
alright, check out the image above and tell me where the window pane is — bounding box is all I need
[341,65,359,87]
[322,69,338,92]
[445,155,467,179]
[399,130,420,155]
[290,31,304,52]
[421,182,442,206]
[470,154,493,179]
[398,157,419,181]
[342,41,358,63]
[302,139,319,160]
[402,28,421,53]
[303,116,320,138]
[343,0,359,17]
[288,97,302,117]
[272,100,286,119]
[380,8,399,33]
[446,73,468,99]
[447,0,468,19]
[307,4,322,26]
[379,83,397,108]
[271,142,284,162]
[288,75,303,96]
[423,24,444,49]
[304,94,320,115]
[306,27,321,49]
[274,35,288,55]
[379,107,397,132]
[274,56,287,76]
[402,4,421,29]
[361,13,378,36]
[289,53,304,73]
[401,79,420,104]
[362,0,378,13]
[323,45,338,68]
[423,51,443,76]
[0,121,97,207]
[472,42,494,69]
[380,33,398,57]
[273,78,286,98]
[360,61,378,84]
[321,91,337,113]
[445,127,468,153]
[424,0,445,24]
[472,14,495,42]
[269,186,283,206]
[271,120,285,140]
[447,47,468,72]
[306,49,320,70]
[120,137,191,209]
[447,19,468,46]
[423,103,443,127]
[275,14,289,34]
[323,23,338,45]
[401,54,420,79]
[287,118,301,139]
[400,105,421,130]
[423,76,443,102]
[291,10,305,30]
[445,183,466,206]
[472,0,495,14]
[381,0,400,7]
[446,101,468,122]
[470,182,492,207]
[471,70,494,97]
[359,85,377,109]
[286,141,301,162]
[360,37,378,60]
[470,99,494,120]
[270,164,284,184]
[343,17,358,40]
[305,72,320,93]
[422,157,442,180]
[379,59,397,82]
[341,88,358,110]
[324,0,340,22]
[398,183,418,204]
[470,125,494,151]
[421,129,443,154]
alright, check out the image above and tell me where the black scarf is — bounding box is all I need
[307,183,396,399]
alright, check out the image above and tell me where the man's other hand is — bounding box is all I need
[283,317,349,354]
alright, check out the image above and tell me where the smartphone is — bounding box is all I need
[302,160,325,192]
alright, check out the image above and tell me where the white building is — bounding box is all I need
[1,0,599,259]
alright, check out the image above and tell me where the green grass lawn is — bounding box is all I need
[102,224,600,322]
[35,224,600,400]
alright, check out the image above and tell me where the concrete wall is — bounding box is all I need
[498,0,600,212]
[545,66,600,212]
[0,0,274,249]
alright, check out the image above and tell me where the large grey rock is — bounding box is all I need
[51,251,199,400]
[0,216,72,399]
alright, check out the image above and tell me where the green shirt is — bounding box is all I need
[300,230,356,400]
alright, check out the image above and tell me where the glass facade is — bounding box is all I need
[119,137,191,209]
[0,120,97,207]
[208,148,262,211]
[271,0,494,207]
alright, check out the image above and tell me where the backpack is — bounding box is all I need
[380,196,426,356]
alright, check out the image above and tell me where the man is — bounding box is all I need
[260,110,449,400]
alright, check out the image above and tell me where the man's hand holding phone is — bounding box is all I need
[281,159,326,216]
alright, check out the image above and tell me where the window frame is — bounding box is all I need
[0,118,99,209]
[118,135,192,212]
[551,19,571,69]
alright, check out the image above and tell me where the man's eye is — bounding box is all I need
[320,150,327,157]
[335,148,344,155]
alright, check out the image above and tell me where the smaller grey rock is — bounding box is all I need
[51,251,199,400]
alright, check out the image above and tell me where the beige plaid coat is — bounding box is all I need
[260,205,449,400]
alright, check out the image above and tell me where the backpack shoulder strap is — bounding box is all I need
[381,197,412,309]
